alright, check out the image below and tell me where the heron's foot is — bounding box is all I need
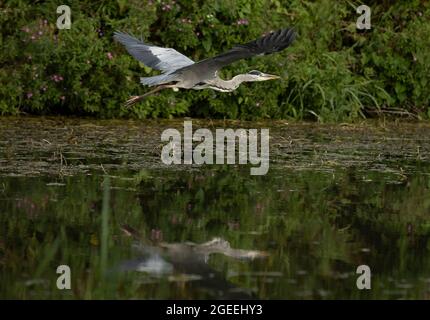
[124,95,141,108]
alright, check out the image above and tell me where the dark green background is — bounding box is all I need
[1,0,429,121]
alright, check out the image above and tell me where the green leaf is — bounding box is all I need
[202,37,212,52]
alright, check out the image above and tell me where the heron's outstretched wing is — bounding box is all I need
[113,31,195,72]
[213,28,296,67]
[179,28,296,76]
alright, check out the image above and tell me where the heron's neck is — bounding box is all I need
[208,75,250,92]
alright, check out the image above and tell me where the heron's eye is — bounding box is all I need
[248,70,261,76]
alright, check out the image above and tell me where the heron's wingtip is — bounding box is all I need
[113,30,122,42]
[113,30,136,43]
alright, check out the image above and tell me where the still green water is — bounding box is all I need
[1,117,430,299]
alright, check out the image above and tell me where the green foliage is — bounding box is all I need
[0,0,429,121]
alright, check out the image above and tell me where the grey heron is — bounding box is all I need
[114,28,296,106]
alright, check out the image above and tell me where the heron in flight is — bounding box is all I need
[114,28,296,106]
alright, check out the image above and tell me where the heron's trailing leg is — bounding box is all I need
[125,84,177,107]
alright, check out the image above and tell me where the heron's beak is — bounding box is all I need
[261,73,281,80]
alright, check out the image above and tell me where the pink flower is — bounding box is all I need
[50,74,63,82]
[107,52,113,60]
[26,92,33,98]
[60,96,65,101]
[236,19,249,26]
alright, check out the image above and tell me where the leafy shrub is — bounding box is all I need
[0,0,429,121]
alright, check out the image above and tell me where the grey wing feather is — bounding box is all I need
[140,73,177,87]
[113,31,195,72]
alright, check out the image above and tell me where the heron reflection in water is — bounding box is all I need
[119,225,268,299]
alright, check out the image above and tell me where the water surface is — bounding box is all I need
[1,117,430,299]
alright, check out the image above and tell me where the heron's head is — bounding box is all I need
[246,70,281,81]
